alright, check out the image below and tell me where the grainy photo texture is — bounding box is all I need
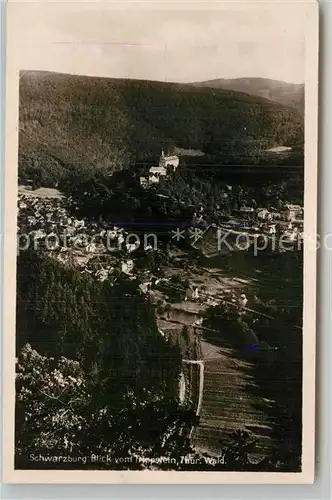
[3,0,318,483]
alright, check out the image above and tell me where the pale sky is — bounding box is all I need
[10,1,306,84]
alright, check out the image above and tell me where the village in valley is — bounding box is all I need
[17,143,304,461]
[18,149,304,277]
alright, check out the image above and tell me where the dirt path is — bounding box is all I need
[179,372,186,403]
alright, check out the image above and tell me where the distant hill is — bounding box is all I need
[19,71,304,187]
[191,78,304,114]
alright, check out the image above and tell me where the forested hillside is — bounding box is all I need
[19,71,303,187]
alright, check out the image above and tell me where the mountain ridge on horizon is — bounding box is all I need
[190,77,304,113]
[20,69,303,87]
[19,70,304,114]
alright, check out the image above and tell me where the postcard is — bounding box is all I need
[2,0,318,484]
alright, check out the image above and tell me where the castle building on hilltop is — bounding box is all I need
[140,149,179,186]
[158,149,180,170]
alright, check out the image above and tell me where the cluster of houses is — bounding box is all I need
[17,193,137,280]
[235,203,304,239]
[254,204,303,223]
[140,150,180,186]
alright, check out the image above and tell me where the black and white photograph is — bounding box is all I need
[3,0,318,483]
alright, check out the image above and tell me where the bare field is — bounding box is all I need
[192,340,274,458]
[18,185,63,198]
